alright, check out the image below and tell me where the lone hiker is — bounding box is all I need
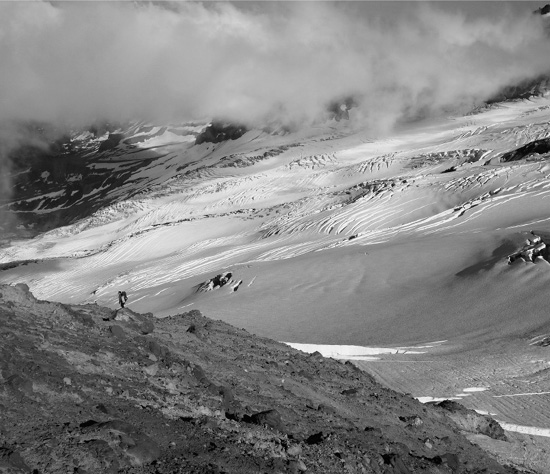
[118,291,128,308]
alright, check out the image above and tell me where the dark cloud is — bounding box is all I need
[0,1,548,131]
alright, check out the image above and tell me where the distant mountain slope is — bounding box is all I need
[3,62,550,243]
[5,97,550,348]
[486,74,550,105]
[0,121,204,240]
[0,283,522,473]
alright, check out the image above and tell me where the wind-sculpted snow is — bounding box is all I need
[5,98,550,343]
[286,153,338,170]
[476,121,550,153]
[409,149,489,170]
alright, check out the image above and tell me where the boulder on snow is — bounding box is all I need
[195,122,247,145]
[197,272,234,292]
[507,232,549,264]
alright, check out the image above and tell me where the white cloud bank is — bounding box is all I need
[0,1,548,131]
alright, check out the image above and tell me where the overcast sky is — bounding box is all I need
[0,1,549,131]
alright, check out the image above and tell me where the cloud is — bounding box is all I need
[0,123,42,233]
[0,1,548,132]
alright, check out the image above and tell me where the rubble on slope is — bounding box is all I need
[0,283,524,473]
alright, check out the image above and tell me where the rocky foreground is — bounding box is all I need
[0,283,526,473]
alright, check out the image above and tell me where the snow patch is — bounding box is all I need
[493,391,550,398]
[416,396,464,403]
[284,342,426,360]
[499,423,550,438]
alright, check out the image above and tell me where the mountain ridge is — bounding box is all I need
[0,283,525,473]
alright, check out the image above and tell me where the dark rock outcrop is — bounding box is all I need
[195,122,247,145]
[535,4,550,16]
[2,122,168,239]
[507,231,549,264]
[197,271,234,292]
[326,96,359,122]
[97,133,124,153]
[486,75,550,105]
[501,138,550,163]
[431,400,507,441]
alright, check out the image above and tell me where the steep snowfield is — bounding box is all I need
[3,99,550,341]
[4,99,550,448]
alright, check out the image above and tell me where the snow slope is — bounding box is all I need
[3,99,550,346]
[5,98,550,456]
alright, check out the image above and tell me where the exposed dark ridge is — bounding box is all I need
[507,231,550,265]
[195,121,248,145]
[97,132,125,152]
[326,95,359,122]
[534,4,550,15]
[500,137,550,162]
[2,124,168,238]
[486,74,550,105]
